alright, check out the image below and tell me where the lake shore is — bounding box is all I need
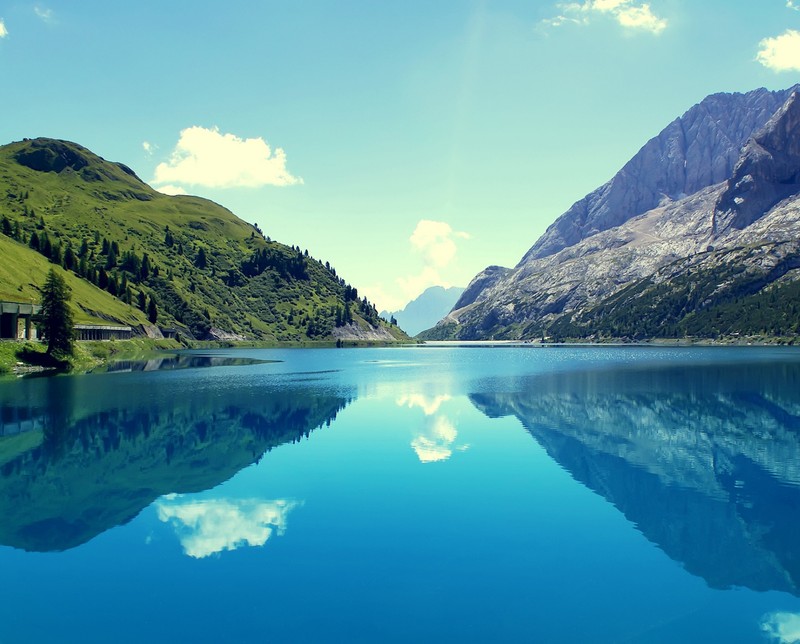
[3,333,796,378]
[0,336,421,377]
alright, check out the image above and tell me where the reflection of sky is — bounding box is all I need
[762,611,800,643]
[397,393,469,463]
[157,497,299,558]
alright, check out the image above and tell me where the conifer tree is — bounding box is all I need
[147,296,158,324]
[39,268,74,358]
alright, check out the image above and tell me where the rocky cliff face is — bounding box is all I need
[426,86,800,340]
[523,86,797,263]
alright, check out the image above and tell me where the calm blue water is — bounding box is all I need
[1,345,800,643]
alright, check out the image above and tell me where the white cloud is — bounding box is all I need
[395,266,450,303]
[761,611,800,643]
[142,141,156,156]
[364,219,469,312]
[397,393,452,416]
[156,184,188,196]
[410,219,469,268]
[34,6,53,22]
[0,19,7,38]
[756,30,800,72]
[153,126,302,190]
[157,497,299,558]
[543,0,667,34]
[789,1,800,11]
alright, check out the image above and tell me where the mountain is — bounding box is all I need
[0,138,407,342]
[380,286,465,336]
[422,85,800,341]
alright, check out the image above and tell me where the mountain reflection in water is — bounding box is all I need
[0,373,351,552]
[470,359,800,597]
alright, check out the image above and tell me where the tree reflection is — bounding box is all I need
[0,374,351,552]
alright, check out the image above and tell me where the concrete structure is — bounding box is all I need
[74,324,133,341]
[160,327,177,339]
[0,301,40,340]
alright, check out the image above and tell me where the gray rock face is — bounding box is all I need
[438,86,800,339]
[716,90,800,233]
[522,86,797,264]
[451,266,510,310]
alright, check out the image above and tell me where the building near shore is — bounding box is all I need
[0,301,40,340]
[74,324,133,341]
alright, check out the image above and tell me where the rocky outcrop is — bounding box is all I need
[715,90,800,234]
[522,86,797,263]
[332,322,398,341]
[452,266,510,310]
[434,86,800,340]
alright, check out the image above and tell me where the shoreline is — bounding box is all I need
[3,334,797,378]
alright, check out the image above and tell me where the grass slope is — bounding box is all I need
[0,138,407,341]
[0,234,149,326]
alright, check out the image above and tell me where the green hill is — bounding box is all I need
[0,138,406,341]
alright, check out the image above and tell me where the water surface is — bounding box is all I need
[1,345,799,642]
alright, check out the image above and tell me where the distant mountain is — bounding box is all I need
[380,286,464,336]
[0,138,407,342]
[423,85,800,340]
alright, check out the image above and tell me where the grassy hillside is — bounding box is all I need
[0,138,407,341]
[0,234,149,326]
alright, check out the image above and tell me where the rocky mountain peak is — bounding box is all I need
[421,84,800,341]
[519,86,799,264]
[715,89,800,233]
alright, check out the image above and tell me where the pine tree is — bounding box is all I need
[147,296,158,324]
[105,244,117,269]
[39,268,74,358]
[195,247,207,269]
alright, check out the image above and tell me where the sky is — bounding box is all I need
[1,1,800,311]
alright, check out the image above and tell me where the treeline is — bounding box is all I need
[2,205,389,341]
[241,246,309,281]
[547,251,800,341]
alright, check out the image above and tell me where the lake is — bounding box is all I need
[1,345,799,643]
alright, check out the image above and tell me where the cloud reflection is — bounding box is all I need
[157,497,299,558]
[397,393,451,416]
[762,611,800,643]
[398,394,468,463]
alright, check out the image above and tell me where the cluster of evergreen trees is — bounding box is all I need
[1,214,159,324]
[241,246,309,280]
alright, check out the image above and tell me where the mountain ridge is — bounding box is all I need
[423,85,800,341]
[0,137,407,343]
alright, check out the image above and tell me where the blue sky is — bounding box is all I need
[1,1,799,310]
